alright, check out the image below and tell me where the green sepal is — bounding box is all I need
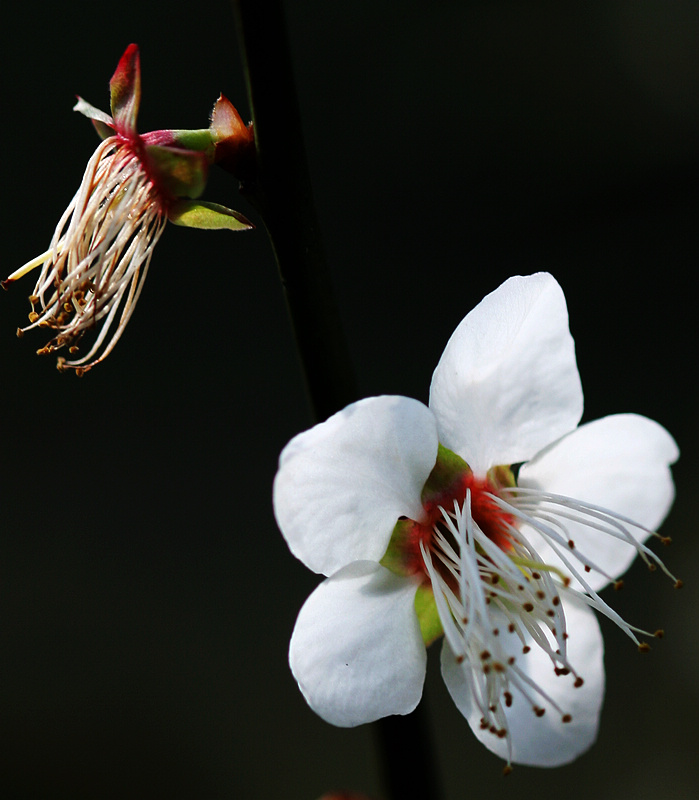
[414,583,443,646]
[141,128,215,160]
[487,464,517,490]
[144,144,209,199]
[380,518,415,577]
[168,199,253,231]
[166,129,214,153]
[421,443,471,505]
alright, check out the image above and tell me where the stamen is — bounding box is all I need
[500,488,681,583]
[3,248,58,284]
[412,471,676,763]
[16,136,167,372]
[491,493,670,646]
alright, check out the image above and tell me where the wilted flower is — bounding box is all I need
[3,44,253,373]
[273,273,680,770]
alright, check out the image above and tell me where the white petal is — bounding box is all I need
[289,561,426,727]
[273,396,438,575]
[518,413,678,591]
[73,97,115,128]
[441,595,604,766]
[429,273,583,475]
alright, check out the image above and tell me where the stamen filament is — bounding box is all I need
[4,249,57,283]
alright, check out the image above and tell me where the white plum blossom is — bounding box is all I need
[273,273,680,770]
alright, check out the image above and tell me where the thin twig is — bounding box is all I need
[232,3,443,798]
[232,0,356,423]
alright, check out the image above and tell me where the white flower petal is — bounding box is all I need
[518,413,678,591]
[273,395,438,575]
[429,273,583,475]
[289,561,426,727]
[441,596,604,766]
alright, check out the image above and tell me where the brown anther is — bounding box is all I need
[532,571,541,580]
[504,691,513,707]
[496,729,507,739]
[462,616,469,624]
[522,646,531,654]
[483,665,491,675]
[648,563,657,572]
[554,667,570,676]
[38,320,50,328]
[533,706,545,717]
[567,540,575,549]
[536,591,546,600]
[517,585,524,592]
[493,662,505,673]
[563,577,571,587]
[455,654,465,664]
[654,629,664,639]
[584,565,591,573]
[489,725,497,734]
[75,368,86,378]
[36,347,51,356]
[574,677,584,688]
[552,596,560,606]
[28,294,39,304]
[522,602,534,612]
[492,628,500,636]
[562,714,572,723]
[563,632,569,640]
[503,765,513,777]
[16,327,23,338]
[490,574,499,585]
[546,609,555,617]
[507,657,515,665]
[69,346,79,354]
[614,580,624,591]
[508,624,516,633]
[674,580,684,590]
[661,536,672,546]
[56,358,66,372]
[480,718,489,730]
[480,651,491,661]
[63,302,72,312]
[638,642,651,654]
[28,311,39,323]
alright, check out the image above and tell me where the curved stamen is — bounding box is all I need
[500,488,680,582]
[420,487,590,761]
[19,137,167,372]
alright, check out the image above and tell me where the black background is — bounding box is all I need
[1,1,698,798]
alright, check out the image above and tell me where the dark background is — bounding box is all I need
[1,1,697,797]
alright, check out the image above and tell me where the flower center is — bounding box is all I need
[431,472,515,553]
[400,471,515,583]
